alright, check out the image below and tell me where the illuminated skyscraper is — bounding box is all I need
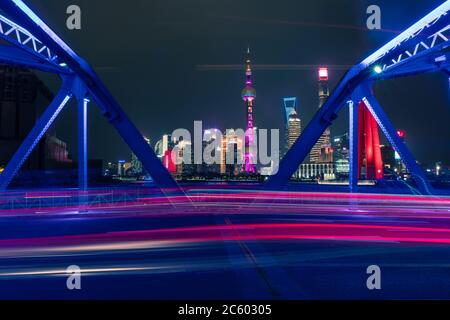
[318,67,330,107]
[221,130,244,176]
[287,110,301,178]
[117,160,126,177]
[287,110,301,149]
[130,136,150,176]
[241,47,256,173]
[155,134,172,160]
[283,97,297,124]
[395,129,407,175]
[310,67,332,163]
[333,133,350,176]
[283,97,298,155]
[175,139,193,178]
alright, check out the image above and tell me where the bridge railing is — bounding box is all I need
[0,188,167,211]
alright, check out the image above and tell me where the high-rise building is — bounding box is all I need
[164,150,177,174]
[241,47,256,173]
[283,97,298,155]
[117,160,126,177]
[195,129,221,177]
[155,134,173,159]
[0,65,53,171]
[45,134,72,166]
[287,110,301,179]
[155,134,178,176]
[332,134,349,160]
[104,162,118,177]
[319,146,334,163]
[333,133,350,176]
[381,145,396,170]
[395,129,407,174]
[130,136,150,176]
[287,110,301,149]
[221,130,244,176]
[283,97,297,125]
[310,67,332,163]
[174,138,194,178]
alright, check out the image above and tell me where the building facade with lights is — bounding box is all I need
[310,67,332,164]
[282,97,298,155]
[332,133,350,176]
[287,110,301,151]
[221,129,244,176]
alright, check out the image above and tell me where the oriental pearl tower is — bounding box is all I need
[241,46,256,173]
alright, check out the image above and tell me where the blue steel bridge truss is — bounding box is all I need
[0,0,448,195]
[267,1,450,195]
[0,0,181,195]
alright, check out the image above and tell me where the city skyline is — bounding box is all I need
[0,0,449,303]
[15,0,450,167]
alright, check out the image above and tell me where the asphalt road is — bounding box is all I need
[0,189,450,299]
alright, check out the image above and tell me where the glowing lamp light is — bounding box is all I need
[318,67,329,80]
[374,65,383,74]
[397,130,406,139]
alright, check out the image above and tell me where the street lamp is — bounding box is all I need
[436,164,441,176]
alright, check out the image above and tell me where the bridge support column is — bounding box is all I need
[77,97,88,191]
[74,78,89,191]
[348,100,359,192]
[355,85,433,195]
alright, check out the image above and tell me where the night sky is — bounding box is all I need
[19,0,450,166]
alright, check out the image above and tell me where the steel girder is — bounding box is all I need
[0,44,69,74]
[266,1,450,194]
[0,11,62,68]
[0,0,182,194]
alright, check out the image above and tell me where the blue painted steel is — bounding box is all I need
[1,0,182,193]
[0,77,74,190]
[73,79,89,191]
[361,2,450,70]
[374,42,450,81]
[0,10,61,66]
[348,100,359,192]
[78,98,88,190]
[267,2,450,192]
[0,44,68,74]
[265,70,360,189]
[0,0,447,196]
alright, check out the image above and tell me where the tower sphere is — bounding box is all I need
[241,86,256,101]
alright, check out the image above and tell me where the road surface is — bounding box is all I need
[0,188,450,299]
